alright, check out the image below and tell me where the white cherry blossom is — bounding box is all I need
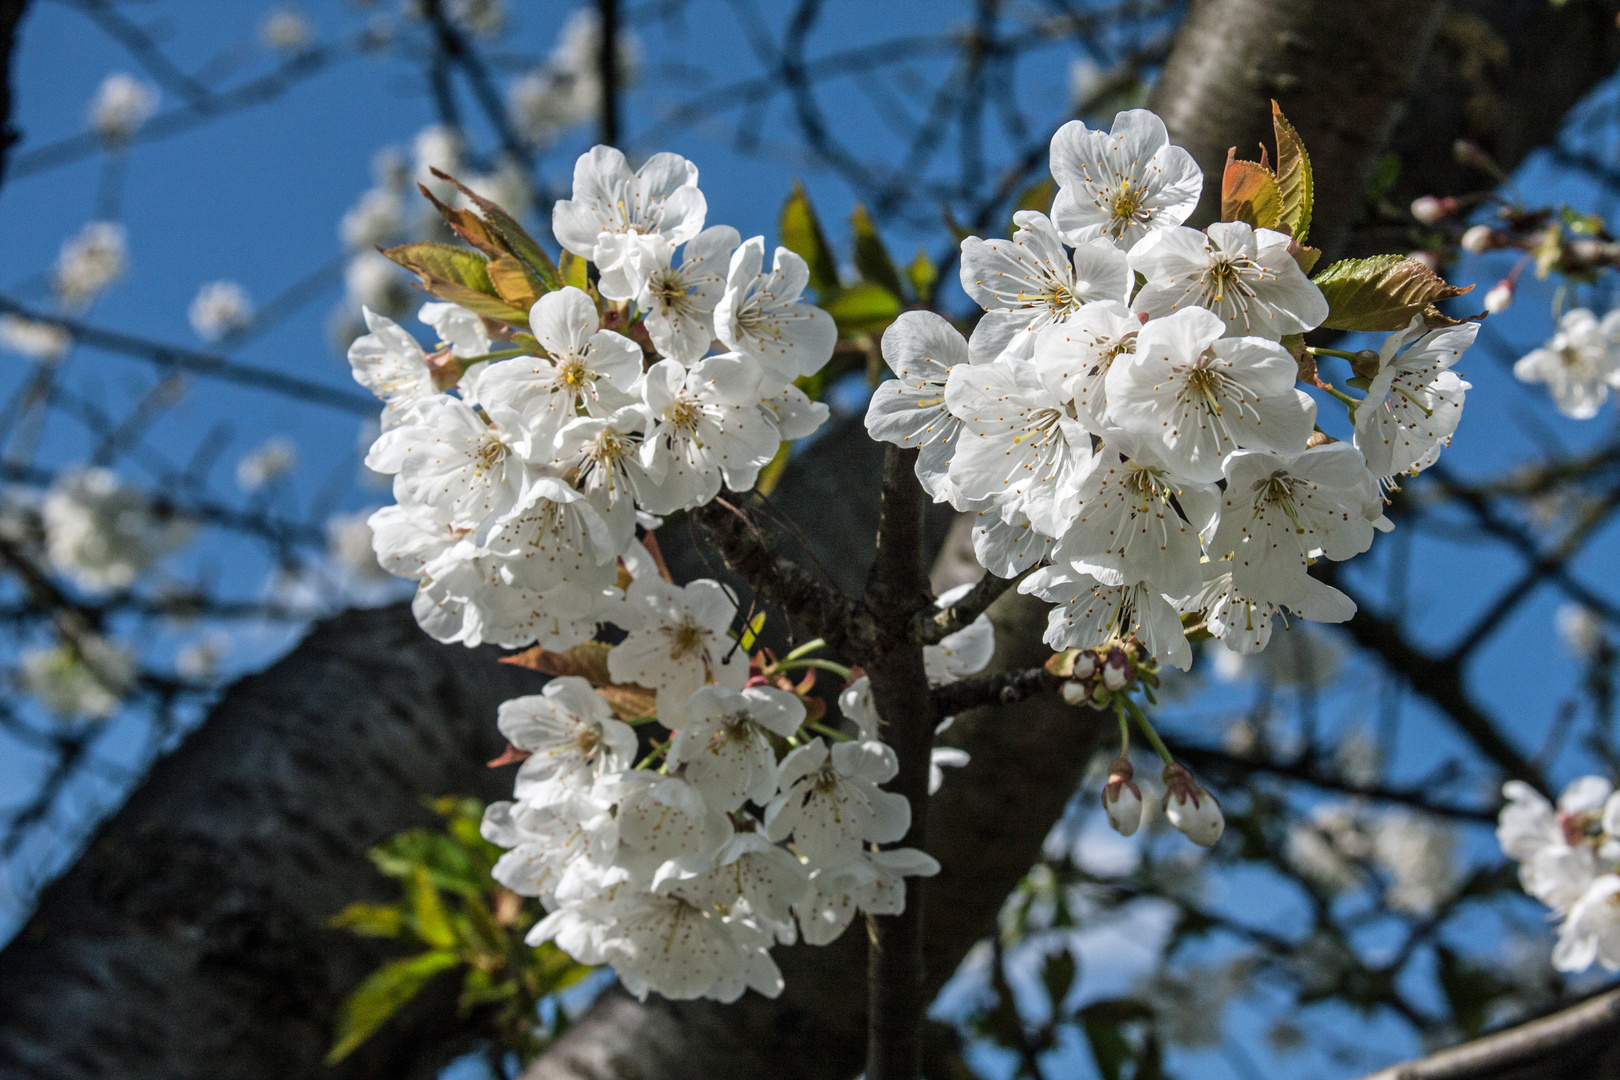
[1050,430,1216,599]
[925,583,998,686]
[1178,563,1354,654]
[653,831,810,942]
[1105,306,1317,482]
[1512,307,1620,420]
[1032,301,1140,423]
[795,849,939,946]
[554,405,664,512]
[1020,563,1192,670]
[959,211,1130,363]
[1130,222,1328,340]
[764,738,911,867]
[971,506,1054,578]
[367,395,532,529]
[477,474,621,592]
[1211,443,1378,600]
[1355,316,1475,480]
[483,792,617,903]
[601,771,733,884]
[1048,109,1203,250]
[42,468,192,592]
[865,311,981,507]
[552,146,707,301]
[713,238,837,382]
[759,382,829,441]
[475,287,643,444]
[607,578,748,717]
[1554,875,1620,972]
[641,225,740,364]
[637,355,779,513]
[666,684,806,811]
[497,676,637,798]
[347,309,444,428]
[945,356,1098,534]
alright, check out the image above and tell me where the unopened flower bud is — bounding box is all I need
[1305,431,1331,449]
[1408,250,1442,272]
[1102,648,1130,691]
[1072,652,1097,680]
[1483,279,1514,314]
[1061,679,1090,706]
[1410,196,1457,226]
[1161,763,1224,847]
[1454,139,1498,173]
[1102,757,1143,837]
[1460,225,1496,255]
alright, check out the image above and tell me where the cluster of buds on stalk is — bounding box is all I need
[1049,639,1158,709]
[1050,639,1225,847]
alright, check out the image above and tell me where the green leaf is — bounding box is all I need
[381,243,531,324]
[824,281,902,336]
[409,865,457,948]
[1039,948,1077,1013]
[849,203,906,300]
[559,249,589,292]
[330,902,405,939]
[906,249,939,306]
[370,828,489,895]
[1220,155,1283,231]
[780,181,841,301]
[433,169,562,292]
[327,949,461,1063]
[1313,254,1474,332]
[1272,101,1313,242]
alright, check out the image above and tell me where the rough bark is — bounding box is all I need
[0,0,25,185]
[1149,0,1448,262]
[0,605,544,1080]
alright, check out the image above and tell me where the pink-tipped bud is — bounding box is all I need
[1102,648,1130,691]
[1062,679,1091,706]
[1483,280,1514,314]
[1161,763,1224,847]
[1410,196,1457,226]
[1103,757,1143,837]
[1460,225,1497,255]
[1072,652,1097,680]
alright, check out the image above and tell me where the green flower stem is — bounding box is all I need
[781,637,827,663]
[1320,384,1361,411]
[1310,347,1363,361]
[806,721,853,743]
[635,737,671,770]
[625,715,661,727]
[458,348,533,364]
[775,657,853,679]
[1117,708,1131,754]
[1123,696,1174,765]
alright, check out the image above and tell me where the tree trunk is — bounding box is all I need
[0,604,542,1080]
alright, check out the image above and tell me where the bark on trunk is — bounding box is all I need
[0,605,543,1080]
[1149,0,1448,262]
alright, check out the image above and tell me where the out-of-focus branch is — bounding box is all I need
[599,0,620,147]
[0,0,27,185]
[1354,987,1620,1080]
[0,297,376,415]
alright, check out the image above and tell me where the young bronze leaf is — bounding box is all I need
[382,242,531,323]
[1272,101,1314,243]
[850,203,906,300]
[499,640,613,685]
[1008,176,1056,239]
[431,168,562,292]
[558,249,590,292]
[1220,153,1284,231]
[780,180,841,301]
[417,182,507,259]
[1312,254,1474,332]
[485,255,543,311]
[596,683,658,722]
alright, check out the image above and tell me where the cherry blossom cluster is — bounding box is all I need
[866,108,1478,672]
[349,146,963,1001]
[1499,776,1620,971]
[1513,308,1620,419]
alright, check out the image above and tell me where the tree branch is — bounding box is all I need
[1354,987,1620,1080]
[0,0,26,186]
[932,664,1063,716]
[690,496,866,653]
[912,569,1025,645]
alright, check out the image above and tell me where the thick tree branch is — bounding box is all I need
[1355,987,1620,1080]
[933,664,1062,715]
[912,568,1025,645]
[690,496,866,653]
[1149,0,1448,261]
